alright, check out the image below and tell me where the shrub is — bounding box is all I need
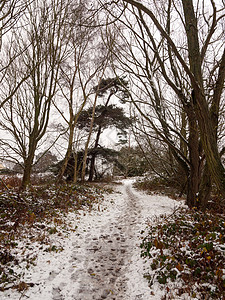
[140,207,225,299]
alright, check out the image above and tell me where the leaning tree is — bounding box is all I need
[78,77,131,181]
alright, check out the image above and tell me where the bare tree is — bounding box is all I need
[0,1,32,108]
[55,1,107,182]
[0,0,72,188]
[79,28,119,182]
[0,0,28,47]
[100,0,225,207]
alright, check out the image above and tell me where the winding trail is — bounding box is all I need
[68,181,143,300]
[2,179,180,300]
[40,179,178,300]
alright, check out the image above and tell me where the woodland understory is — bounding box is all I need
[0,0,225,298]
[0,174,224,299]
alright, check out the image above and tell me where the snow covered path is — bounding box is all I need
[70,182,144,300]
[1,179,181,300]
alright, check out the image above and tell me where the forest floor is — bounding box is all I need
[0,178,183,299]
[1,177,225,299]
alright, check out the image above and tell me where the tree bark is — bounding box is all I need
[88,126,102,181]
[21,159,33,188]
[57,124,75,182]
[198,163,212,210]
[81,95,98,182]
[21,140,37,189]
[182,0,225,196]
[186,107,200,208]
[87,90,114,181]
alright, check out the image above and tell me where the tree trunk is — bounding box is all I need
[21,162,32,188]
[58,124,75,182]
[86,91,113,182]
[81,96,98,182]
[186,109,200,208]
[193,90,225,195]
[21,134,37,189]
[182,0,225,196]
[88,125,102,181]
[73,153,78,183]
[21,153,35,189]
[198,163,212,210]
[180,110,188,158]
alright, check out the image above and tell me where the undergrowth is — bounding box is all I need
[134,177,182,199]
[0,175,105,292]
[140,207,225,299]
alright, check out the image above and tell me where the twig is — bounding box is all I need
[0,177,10,190]
[19,290,29,300]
